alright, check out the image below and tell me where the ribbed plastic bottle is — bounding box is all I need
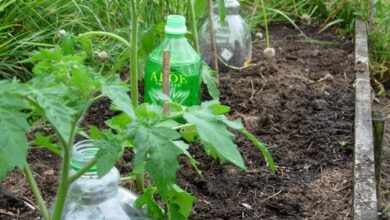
[144,15,201,106]
[59,140,149,220]
[199,0,252,72]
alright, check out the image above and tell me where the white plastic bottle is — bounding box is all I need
[199,0,252,72]
[59,140,149,220]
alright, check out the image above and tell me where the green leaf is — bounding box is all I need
[128,123,182,198]
[201,63,220,100]
[179,125,198,142]
[0,95,29,180]
[167,184,195,220]
[105,113,132,130]
[194,0,208,18]
[94,136,123,178]
[135,186,165,219]
[32,133,62,157]
[101,76,135,119]
[88,127,124,177]
[79,35,94,57]
[240,129,276,173]
[218,0,226,23]
[202,100,230,115]
[183,107,246,170]
[60,35,77,55]
[30,86,76,143]
[172,141,202,176]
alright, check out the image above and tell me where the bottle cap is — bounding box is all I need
[165,15,187,34]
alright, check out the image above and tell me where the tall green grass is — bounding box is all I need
[369,0,390,94]
[241,0,369,35]
[0,0,194,80]
[0,0,132,79]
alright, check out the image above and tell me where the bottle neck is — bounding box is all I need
[165,33,186,39]
[213,7,239,15]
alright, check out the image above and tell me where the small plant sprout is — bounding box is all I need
[338,141,348,148]
[259,0,275,59]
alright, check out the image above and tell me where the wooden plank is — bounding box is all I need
[354,19,378,220]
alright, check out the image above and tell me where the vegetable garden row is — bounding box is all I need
[0,0,389,219]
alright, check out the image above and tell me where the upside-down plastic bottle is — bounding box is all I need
[199,0,252,72]
[144,15,201,106]
[58,140,149,220]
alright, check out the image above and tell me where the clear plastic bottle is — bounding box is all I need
[199,0,252,72]
[58,140,149,220]
[144,15,201,106]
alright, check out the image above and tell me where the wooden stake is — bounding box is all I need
[372,111,385,191]
[369,0,375,31]
[208,0,219,77]
[162,50,170,114]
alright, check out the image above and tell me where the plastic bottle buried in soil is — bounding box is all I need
[144,15,201,106]
[199,0,252,72]
[56,140,149,220]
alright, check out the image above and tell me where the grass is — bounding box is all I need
[369,0,390,95]
[0,0,194,80]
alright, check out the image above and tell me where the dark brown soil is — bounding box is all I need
[0,25,355,220]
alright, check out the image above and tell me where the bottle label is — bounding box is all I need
[221,48,233,61]
[144,59,201,106]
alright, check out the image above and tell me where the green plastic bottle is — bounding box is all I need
[144,15,201,106]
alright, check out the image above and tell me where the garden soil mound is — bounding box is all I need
[0,25,355,220]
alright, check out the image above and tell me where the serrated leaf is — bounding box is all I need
[155,120,179,128]
[240,129,276,173]
[201,63,220,100]
[173,141,201,176]
[105,113,132,130]
[183,108,246,170]
[179,125,198,142]
[135,186,165,219]
[201,100,230,115]
[30,87,76,143]
[88,128,124,177]
[128,123,182,198]
[0,95,29,180]
[214,111,276,173]
[167,184,195,220]
[101,76,135,119]
[32,133,62,157]
[135,103,162,120]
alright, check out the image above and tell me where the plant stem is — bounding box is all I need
[172,123,193,130]
[130,0,143,192]
[260,0,270,48]
[51,140,70,220]
[188,0,200,53]
[23,165,50,220]
[130,0,139,108]
[207,0,219,76]
[68,158,97,184]
[78,31,130,48]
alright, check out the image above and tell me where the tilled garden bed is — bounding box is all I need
[0,25,355,219]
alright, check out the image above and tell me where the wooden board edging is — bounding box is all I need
[353,19,378,220]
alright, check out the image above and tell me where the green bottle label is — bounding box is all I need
[144,59,201,106]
